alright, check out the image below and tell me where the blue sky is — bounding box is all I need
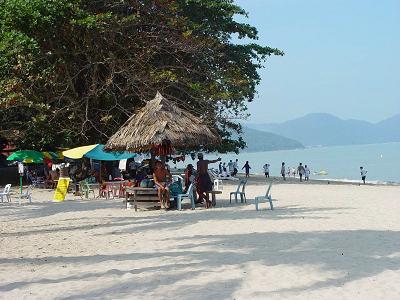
[235,0,400,123]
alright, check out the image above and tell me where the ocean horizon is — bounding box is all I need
[172,142,400,183]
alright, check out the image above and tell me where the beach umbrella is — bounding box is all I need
[42,151,64,161]
[63,144,136,161]
[7,150,44,163]
[104,92,220,153]
[7,150,44,193]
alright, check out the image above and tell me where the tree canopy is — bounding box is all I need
[0,0,283,152]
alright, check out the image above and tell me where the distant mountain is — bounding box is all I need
[247,113,400,147]
[241,127,304,152]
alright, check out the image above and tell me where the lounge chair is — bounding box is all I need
[229,180,247,204]
[18,186,32,204]
[0,184,12,202]
[255,182,274,210]
[177,183,195,210]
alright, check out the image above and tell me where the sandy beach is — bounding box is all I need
[1,178,400,299]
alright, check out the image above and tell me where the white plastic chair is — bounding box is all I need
[213,179,223,191]
[19,186,32,204]
[0,184,12,202]
[177,183,195,210]
[229,180,247,203]
[255,182,273,210]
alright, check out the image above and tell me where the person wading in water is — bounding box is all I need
[196,153,221,209]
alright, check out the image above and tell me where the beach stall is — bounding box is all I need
[62,144,136,198]
[104,92,221,210]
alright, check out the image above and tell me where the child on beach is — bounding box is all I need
[304,165,310,181]
[360,166,367,184]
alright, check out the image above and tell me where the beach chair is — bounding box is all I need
[177,183,196,210]
[79,180,95,199]
[213,179,223,191]
[0,184,12,202]
[229,180,247,204]
[255,182,273,211]
[18,186,32,204]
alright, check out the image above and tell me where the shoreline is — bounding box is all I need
[213,173,400,187]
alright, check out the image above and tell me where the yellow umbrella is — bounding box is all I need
[62,145,98,159]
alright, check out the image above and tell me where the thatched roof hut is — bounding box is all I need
[105,92,220,153]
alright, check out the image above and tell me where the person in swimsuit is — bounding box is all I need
[196,153,221,208]
[153,161,172,209]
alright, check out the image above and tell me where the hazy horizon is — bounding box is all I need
[244,111,400,125]
[235,0,400,124]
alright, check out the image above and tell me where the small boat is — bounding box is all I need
[314,170,328,176]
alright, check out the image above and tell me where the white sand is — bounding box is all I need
[1,181,400,299]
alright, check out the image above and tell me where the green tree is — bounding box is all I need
[0,0,283,152]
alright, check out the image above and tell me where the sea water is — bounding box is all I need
[172,142,400,183]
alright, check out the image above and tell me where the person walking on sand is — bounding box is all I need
[196,153,221,208]
[304,164,310,181]
[263,163,270,178]
[360,166,368,184]
[297,163,305,182]
[242,161,251,177]
[281,162,286,181]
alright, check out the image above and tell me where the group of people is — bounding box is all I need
[279,162,311,182]
[217,159,252,178]
[154,153,221,210]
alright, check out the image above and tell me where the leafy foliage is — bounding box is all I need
[0,0,283,152]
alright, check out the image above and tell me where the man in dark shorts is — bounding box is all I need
[360,166,367,184]
[153,161,172,209]
[196,153,221,208]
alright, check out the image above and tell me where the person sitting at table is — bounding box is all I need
[134,168,147,187]
[153,161,172,209]
[86,170,97,184]
[45,168,60,188]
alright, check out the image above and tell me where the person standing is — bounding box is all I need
[222,163,228,177]
[297,163,305,182]
[218,162,223,174]
[233,159,239,176]
[196,153,221,208]
[263,163,270,178]
[242,161,251,177]
[360,166,367,184]
[304,165,310,181]
[281,162,286,181]
[228,160,234,176]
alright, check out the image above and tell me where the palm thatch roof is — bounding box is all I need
[104,92,221,153]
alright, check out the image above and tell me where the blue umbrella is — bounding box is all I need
[84,144,136,161]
